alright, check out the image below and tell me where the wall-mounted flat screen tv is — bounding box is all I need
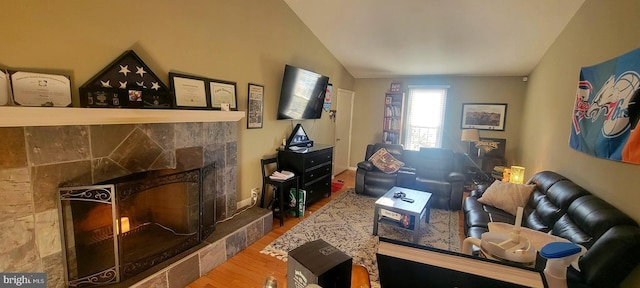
[276,65,329,120]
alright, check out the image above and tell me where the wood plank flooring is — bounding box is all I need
[188,170,466,288]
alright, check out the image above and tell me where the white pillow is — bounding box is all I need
[478,180,535,216]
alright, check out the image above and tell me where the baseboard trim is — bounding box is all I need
[237,197,252,209]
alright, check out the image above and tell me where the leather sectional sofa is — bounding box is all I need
[463,171,640,288]
[355,143,466,210]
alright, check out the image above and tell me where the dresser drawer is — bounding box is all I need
[304,163,332,182]
[304,149,333,168]
[304,177,331,204]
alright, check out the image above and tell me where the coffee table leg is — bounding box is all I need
[373,207,379,236]
[413,215,420,244]
[425,206,431,223]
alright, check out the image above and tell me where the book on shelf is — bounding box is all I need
[385,105,401,117]
[383,131,399,144]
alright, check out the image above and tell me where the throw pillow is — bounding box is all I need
[478,180,535,216]
[368,148,405,174]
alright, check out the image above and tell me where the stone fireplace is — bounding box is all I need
[58,162,216,287]
[0,121,241,287]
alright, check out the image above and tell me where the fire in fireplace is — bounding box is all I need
[58,164,216,287]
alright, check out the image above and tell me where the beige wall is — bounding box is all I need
[351,76,526,167]
[522,0,640,223]
[0,0,354,202]
[522,1,640,285]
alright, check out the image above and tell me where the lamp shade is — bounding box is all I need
[461,129,480,142]
[509,166,525,184]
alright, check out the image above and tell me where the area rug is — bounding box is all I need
[260,189,460,287]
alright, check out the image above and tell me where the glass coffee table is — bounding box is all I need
[373,186,432,244]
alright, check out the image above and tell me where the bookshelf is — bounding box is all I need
[382,92,405,144]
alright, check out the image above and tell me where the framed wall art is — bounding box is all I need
[10,70,72,107]
[461,103,507,131]
[80,50,171,109]
[0,69,10,105]
[247,83,264,129]
[210,79,237,110]
[389,82,402,92]
[169,72,210,109]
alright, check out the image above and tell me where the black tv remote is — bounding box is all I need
[401,197,414,203]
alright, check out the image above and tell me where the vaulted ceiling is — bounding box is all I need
[284,0,585,78]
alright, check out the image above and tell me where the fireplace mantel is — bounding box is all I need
[0,106,245,127]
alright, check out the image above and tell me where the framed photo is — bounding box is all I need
[9,70,72,107]
[247,83,264,129]
[169,72,210,109]
[0,69,9,105]
[210,79,237,110]
[461,103,507,131]
[471,137,507,158]
[389,82,402,92]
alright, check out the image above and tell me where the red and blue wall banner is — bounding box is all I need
[570,48,640,164]
[323,83,332,112]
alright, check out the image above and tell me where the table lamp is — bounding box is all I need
[461,129,480,155]
[509,166,525,184]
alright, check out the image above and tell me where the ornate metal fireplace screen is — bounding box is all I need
[58,164,216,287]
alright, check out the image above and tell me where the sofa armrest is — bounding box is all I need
[449,172,465,210]
[578,225,640,287]
[448,171,465,182]
[469,183,489,198]
[357,161,374,171]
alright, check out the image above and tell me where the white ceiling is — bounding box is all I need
[284,0,585,78]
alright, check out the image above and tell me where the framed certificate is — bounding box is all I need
[210,79,237,110]
[0,69,9,105]
[247,83,264,129]
[10,71,72,107]
[169,72,210,109]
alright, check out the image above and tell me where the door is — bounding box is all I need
[334,88,354,175]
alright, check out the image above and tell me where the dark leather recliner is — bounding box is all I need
[399,148,465,210]
[355,143,405,197]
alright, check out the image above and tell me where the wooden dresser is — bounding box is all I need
[278,144,333,206]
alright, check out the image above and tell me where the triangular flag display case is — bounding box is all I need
[79,50,172,108]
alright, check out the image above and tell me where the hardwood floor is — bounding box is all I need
[187,170,355,288]
[188,170,467,288]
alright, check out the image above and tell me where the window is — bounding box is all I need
[403,85,448,150]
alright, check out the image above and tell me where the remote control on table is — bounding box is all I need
[401,197,414,203]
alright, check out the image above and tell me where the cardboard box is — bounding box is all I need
[287,239,352,288]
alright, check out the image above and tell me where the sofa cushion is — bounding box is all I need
[554,195,638,247]
[368,148,405,174]
[478,180,535,216]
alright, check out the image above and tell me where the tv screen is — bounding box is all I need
[277,65,329,120]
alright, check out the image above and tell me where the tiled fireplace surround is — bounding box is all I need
[0,122,272,288]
